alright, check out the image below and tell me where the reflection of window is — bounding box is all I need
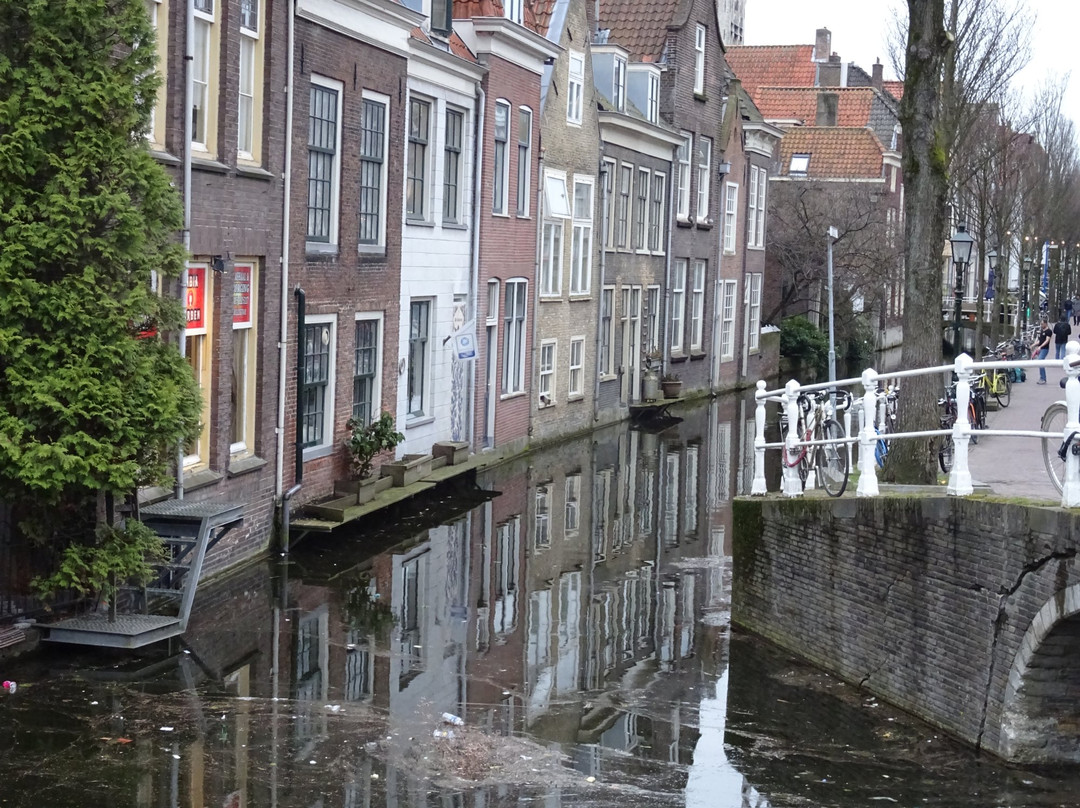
[568,337,584,397]
[352,316,380,426]
[494,517,520,636]
[535,484,551,548]
[307,77,342,244]
[571,177,593,294]
[670,260,686,353]
[359,94,389,247]
[493,101,509,214]
[443,107,464,223]
[408,300,430,417]
[565,474,580,535]
[400,555,424,685]
[690,260,705,351]
[301,317,335,450]
[662,450,679,547]
[567,51,584,124]
[502,280,527,393]
[685,445,699,534]
[517,107,532,216]
[720,280,737,361]
[407,97,430,220]
[539,340,556,407]
[344,632,372,702]
[676,133,691,220]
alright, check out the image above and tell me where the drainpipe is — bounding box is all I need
[277,0,299,549]
[532,146,544,423]
[175,0,196,500]
[469,86,486,450]
[662,144,677,371]
[593,155,609,422]
[281,288,305,554]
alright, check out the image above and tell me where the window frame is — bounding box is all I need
[600,286,615,378]
[502,279,528,395]
[144,0,168,151]
[568,336,585,398]
[406,95,432,222]
[538,339,557,407]
[306,75,343,247]
[695,136,712,223]
[602,157,617,252]
[723,181,739,254]
[647,72,660,123]
[359,91,390,250]
[676,133,692,221]
[646,285,661,352]
[720,279,737,361]
[633,167,649,252]
[615,163,632,249]
[493,100,511,215]
[300,313,337,457]
[748,273,762,352]
[237,0,263,163]
[670,259,687,353]
[516,107,533,217]
[613,56,626,112]
[789,153,810,175]
[443,106,466,224]
[693,24,706,95]
[689,259,706,351]
[191,0,220,155]
[649,171,666,253]
[352,312,383,428]
[567,50,584,125]
[571,175,594,295]
[754,166,767,248]
[407,299,432,419]
[184,262,214,470]
[230,260,258,456]
[540,219,563,297]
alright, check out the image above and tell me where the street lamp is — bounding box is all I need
[987,248,999,327]
[950,222,975,354]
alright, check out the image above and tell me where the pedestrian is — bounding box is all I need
[1072,293,1080,326]
[1033,316,1053,384]
[1066,296,1075,325]
[1053,311,1072,360]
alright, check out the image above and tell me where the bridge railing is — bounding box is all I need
[751,340,1080,507]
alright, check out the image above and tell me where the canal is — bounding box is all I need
[2,392,1079,806]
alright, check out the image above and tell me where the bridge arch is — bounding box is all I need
[999,584,1080,763]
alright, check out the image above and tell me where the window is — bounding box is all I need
[504,0,522,24]
[676,133,692,221]
[602,158,617,250]
[789,153,810,175]
[443,107,464,223]
[565,474,581,535]
[540,220,562,296]
[647,72,660,123]
[616,164,631,249]
[649,173,666,252]
[693,24,706,95]
[503,280,527,394]
[301,316,336,452]
[748,273,762,352]
[690,260,705,350]
[633,168,649,251]
[517,107,532,216]
[567,51,584,125]
[493,101,510,214]
[535,485,551,548]
[685,445,699,534]
[539,340,556,406]
[613,57,626,112]
[544,171,571,218]
[238,0,263,162]
[571,177,593,294]
[144,0,168,150]
[353,315,381,426]
[670,260,686,352]
[569,337,584,397]
[487,279,499,325]
[696,136,711,222]
[408,300,430,417]
[359,94,388,247]
[646,285,661,351]
[192,0,219,153]
[231,261,258,455]
[600,287,614,376]
[407,97,431,220]
[723,182,739,253]
[720,280,737,360]
[747,165,766,248]
[184,263,213,468]
[307,77,342,244]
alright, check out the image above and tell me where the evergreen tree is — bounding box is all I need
[0,1,200,542]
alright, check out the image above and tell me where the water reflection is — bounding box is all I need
[3,392,1080,807]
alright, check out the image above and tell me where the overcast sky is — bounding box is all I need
[741,0,1079,131]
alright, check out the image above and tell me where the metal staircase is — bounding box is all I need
[44,500,243,648]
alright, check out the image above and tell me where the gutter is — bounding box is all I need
[469,85,485,450]
[175,0,196,500]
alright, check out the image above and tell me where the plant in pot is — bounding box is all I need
[660,372,683,399]
[343,412,404,496]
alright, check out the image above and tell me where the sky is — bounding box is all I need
[741,0,1080,131]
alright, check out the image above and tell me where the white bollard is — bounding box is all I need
[751,380,768,495]
[781,379,805,497]
[948,353,974,496]
[857,368,879,496]
[1061,341,1080,507]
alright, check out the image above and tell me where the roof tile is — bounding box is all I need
[455,0,540,32]
[725,45,817,103]
[597,0,683,62]
[756,86,875,128]
[882,80,904,101]
[779,127,886,180]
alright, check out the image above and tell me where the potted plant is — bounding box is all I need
[342,412,404,502]
[661,372,683,399]
[642,350,662,401]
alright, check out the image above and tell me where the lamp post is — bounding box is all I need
[950,222,975,354]
[826,225,838,389]
[1022,256,1032,332]
[987,247,999,329]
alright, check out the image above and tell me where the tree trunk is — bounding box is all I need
[887,0,951,484]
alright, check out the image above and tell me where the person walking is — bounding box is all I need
[1072,293,1080,326]
[1054,311,1072,360]
[1033,316,1053,384]
[1066,296,1075,326]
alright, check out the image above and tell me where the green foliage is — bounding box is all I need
[780,316,829,374]
[32,518,167,601]
[344,577,396,639]
[344,412,404,480]
[0,0,201,508]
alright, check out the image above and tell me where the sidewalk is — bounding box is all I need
[967,370,1065,502]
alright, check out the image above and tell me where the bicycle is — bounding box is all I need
[937,380,983,472]
[984,351,1012,408]
[779,389,852,497]
[874,385,899,469]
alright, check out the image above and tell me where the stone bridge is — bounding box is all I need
[732,494,1080,763]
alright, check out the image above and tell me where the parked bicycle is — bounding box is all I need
[874,384,899,469]
[983,350,1012,408]
[779,389,852,497]
[937,380,985,472]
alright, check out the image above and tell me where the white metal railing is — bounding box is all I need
[751,340,1080,507]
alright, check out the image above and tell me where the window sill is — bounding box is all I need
[676,218,694,228]
[722,249,736,256]
[694,91,708,102]
[406,414,435,428]
[358,245,386,257]
[515,214,531,220]
[689,350,707,360]
[183,467,223,492]
[192,156,230,175]
[567,393,585,402]
[599,374,618,383]
[500,391,526,401]
[539,293,563,301]
[303,444,335,462]
[150,149,180,166]
[236,163,274,181]
[695,219,713,230]
[228,454,268,477]
[406,218,435,228]
[569,294,592,301]
[443,221,469,231]
[538,401,556,410]
[670,352,688,363]
[306,243,339,257]
[492,211,511,218]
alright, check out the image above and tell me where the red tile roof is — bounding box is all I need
[756,86,875,128]
[454,0,540,32]
[530,0,557,36]
[448,30,478,61]
[882,80,904,101]
[725,45,817,103]
[779,127,886,180]
[597,0,684,62]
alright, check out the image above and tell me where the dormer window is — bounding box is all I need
[504,0,522,25]
[431,0,453,33]
[693,24,706,95]
[789,153,810,175]
[613,56,626,112]
[647,72,659,123]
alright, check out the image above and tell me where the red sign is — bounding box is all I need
[233,263,252,327]
[185,266,206,333]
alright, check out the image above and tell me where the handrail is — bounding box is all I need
[751,340,1080,507]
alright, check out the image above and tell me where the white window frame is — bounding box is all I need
[571,175,594,295]
[754,166,767,248]
[748,273,762,352]
[144,0,168,150]
[443,105,466,225]
[567,50,584,125]
[633,167,649,252]
[504,0,522,24]
[539,339,557,407]
[600,286,615,377]
[602,157,617,251]
[192,0,217,153]
[695,136,712,224]
[676,133,692,221]
[789,153,810,175]
[690,260,706,351]
[301,313,337,458]
[502,279,528,395]
[693,24,706,95]
[307,75,343,247]
[616,163,632,249]
[493,100,511,215]
[407,299,432,419]
[237,0,262,162]
[406,95,432,221]
[540,219,563,297]
[670,260,687,353]
[723,181,739,254]
[649,172,666,253]
[351,311,384,428]
[747,165,766,249]
[517,106,533,217]
[359,91,390,250]
[230,260,258,456]
[569,336,585,397]
[647,72,660,123]
[646,285,661,352]
[720,280,737,361]
[613,56,626,112]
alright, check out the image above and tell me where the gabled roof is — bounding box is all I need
[454,0,540,33]
[725,44,817,102]
[779,127,887,180]
[757,86,874,127]
[597,0,684,62]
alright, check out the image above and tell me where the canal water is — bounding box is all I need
[2,393,1080,807]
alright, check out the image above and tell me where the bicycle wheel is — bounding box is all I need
[816,419,849,497]
[1041,401,1068,494]
[995,372,1011,408]
[938,433,954,473]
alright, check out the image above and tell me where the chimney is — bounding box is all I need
[815,92,838,126]
[814,28,831,62]
[817,59,841,88]
[872,59,884,90]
